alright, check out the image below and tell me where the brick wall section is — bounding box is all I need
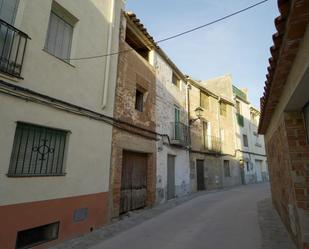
[266,111,309,248]
[110,36,157,217]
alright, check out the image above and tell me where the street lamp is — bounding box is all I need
[190,107,204,124]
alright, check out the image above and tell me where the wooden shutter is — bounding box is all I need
[200,92,209,109]
[0,0,19,25]
[45,12,73,61]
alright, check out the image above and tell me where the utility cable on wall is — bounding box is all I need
[67,0,269,61]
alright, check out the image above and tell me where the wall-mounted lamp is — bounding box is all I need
[189,107,204,124]
[239,159,244,166]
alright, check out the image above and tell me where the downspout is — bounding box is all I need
[217,97,224,189]
[101,0,116,109]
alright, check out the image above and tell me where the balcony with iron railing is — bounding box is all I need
[170,122,190,147]
[203,135,222,153]
[0,18,30,78]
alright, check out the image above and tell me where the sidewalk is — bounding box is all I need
[258,198,296,249]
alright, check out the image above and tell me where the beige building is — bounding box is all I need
[0,1,123,248]
[188,75,242,191]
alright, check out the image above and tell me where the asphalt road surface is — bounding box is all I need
[90,183,270,249]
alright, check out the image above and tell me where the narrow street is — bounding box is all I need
[90,184,269,249]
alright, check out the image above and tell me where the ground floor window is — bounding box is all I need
[223,160,231,177]
[8,122,68,177]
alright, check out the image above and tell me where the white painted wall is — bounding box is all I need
[150,51,190,203]
[0,0,123,205]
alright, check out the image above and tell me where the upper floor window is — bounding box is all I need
[135,88,144,112]
[0,0,19,25]
[243,134,248,147]
[200,92,209,109]
[172,72,180,88]
[236,100,241,114]
[220,102,227,116]
[8,122,68,177]
[45,2,77,62]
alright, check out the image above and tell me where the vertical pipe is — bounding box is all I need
[101,0,116,109]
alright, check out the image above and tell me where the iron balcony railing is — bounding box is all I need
[170,122,190,147]
[0,18,30,78]
[203,135,222,153]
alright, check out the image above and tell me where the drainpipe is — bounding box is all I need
[217,97,224,189]
[101,0,116,109]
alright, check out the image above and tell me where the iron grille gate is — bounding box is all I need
[8,122,67,177]
[120,151,147,214]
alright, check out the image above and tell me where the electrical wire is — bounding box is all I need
[67,0,270,61]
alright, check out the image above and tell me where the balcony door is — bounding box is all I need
[0,0,19,24]
[174,106,180,139]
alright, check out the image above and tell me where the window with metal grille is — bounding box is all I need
[8,122,68,177]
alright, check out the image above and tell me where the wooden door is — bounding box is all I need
[196,160,205,191]
[120,151,147,214]
[167,155,175,200]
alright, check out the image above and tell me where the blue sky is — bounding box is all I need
[125,0,279,108]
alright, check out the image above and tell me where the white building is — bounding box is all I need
[151,49,190,203]
[0,1,123,248]
[233,86,269,184]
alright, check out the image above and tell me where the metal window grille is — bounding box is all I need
[8,122,68,177]
[224,160,231,177]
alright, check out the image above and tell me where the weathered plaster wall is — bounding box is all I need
[152,51,190,203]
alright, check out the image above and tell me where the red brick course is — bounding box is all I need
[266,111,309,248]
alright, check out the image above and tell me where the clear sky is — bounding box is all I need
[125,0,279,108]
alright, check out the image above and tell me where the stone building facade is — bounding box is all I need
[188,75,242,191]
[0,1,123,248]
[110,12,157,217]
[152,49,190,204]
[233,86,268,184]
[259,1,309,248]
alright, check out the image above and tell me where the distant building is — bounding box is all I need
[188,75,242,191]
[259,1,309,248]
[233,86,268,184]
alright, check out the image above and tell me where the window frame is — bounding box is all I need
[172,72,180,88]
[135,88,144,112]
[7,122,69,177]
[200,91,209,109]
[223,160,231,177]
[243,134,249,147]
[220,102,227,116]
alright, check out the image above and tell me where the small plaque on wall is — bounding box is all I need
[73,208,88,222]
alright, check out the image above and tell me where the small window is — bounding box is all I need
[8,122,68,177]
[135,89,144,112]
[16,222,59,249]
[246,162,250,171]
[172,73,180,88]
[224,160,231,177]
[220,102,227,116]
[243,134,248,147]
[236,101,241,114]
[200,92,209,109]
[45,2,77,62]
